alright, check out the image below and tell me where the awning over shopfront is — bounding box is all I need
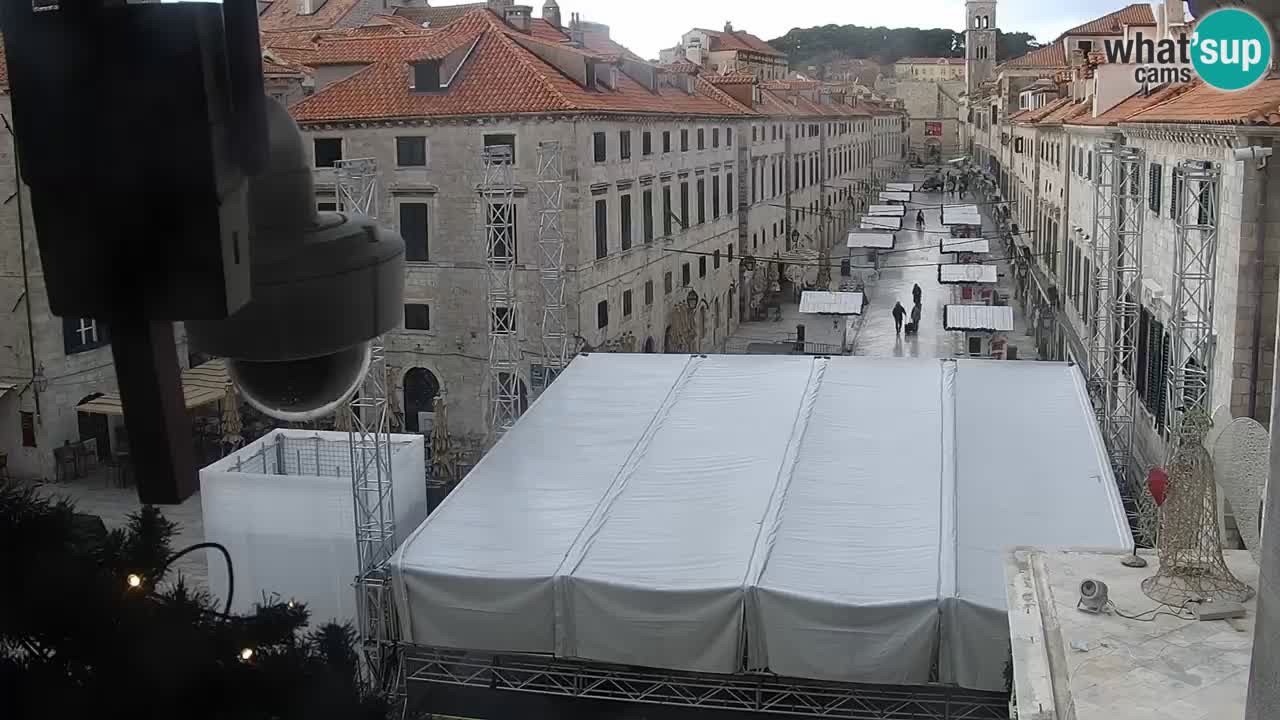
[76,359,229,416]
[0,382,16,401]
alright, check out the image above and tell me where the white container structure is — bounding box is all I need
[200,429,428,627]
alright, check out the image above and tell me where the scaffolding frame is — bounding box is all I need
[535,142,569,396]
[335,158,379,216]
[483,145,522,442]
[1109,146,1146,535]
[404,646,1009,720]
[1167,161,1221,442]
[1087,141,1116,429]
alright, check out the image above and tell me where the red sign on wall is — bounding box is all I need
[925,122,943,137]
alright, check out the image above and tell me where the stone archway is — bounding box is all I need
[403,367,441,433]
[663,325,675,353]
[643,336,656,353]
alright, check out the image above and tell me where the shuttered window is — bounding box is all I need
[1169,167,1182,218]
[1148,163,1162,214]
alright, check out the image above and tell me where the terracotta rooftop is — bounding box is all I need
[897,57,965,65]
[259,0,365,32]
[695,27,786,57]
[1062,3,1155,36]
[1035,98,1091,126]
[1068,82,1197,126]
[706,72,756,85]
[1126,78,1280,126]
[286,9,758,123]
[1000,41,1067,70]
[392,2,486,29]
[1012,96,1073,124]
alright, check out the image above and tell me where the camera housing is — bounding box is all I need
[186,99,405,422]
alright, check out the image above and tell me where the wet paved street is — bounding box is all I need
[729,167,1039,361]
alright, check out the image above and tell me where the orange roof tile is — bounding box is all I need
[1062,3,1155,36]
[696,27,785,57]
[259,0,363,32]
[1035,99,1091,126]
[1125,78,1280,126]
[706,72,756,86]
[1000,42,1067,70]
[1014,96,1072,124]
[1069,83,1197,126]
[288,9,757,123]
[392,3,485,29]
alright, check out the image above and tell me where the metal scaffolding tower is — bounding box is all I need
[1110,145,1148,542]
[483,145,522,441]
[1087,142,1117,429]
[335,157,400,695]
[534,141,569,396]
[348,341,400,695]
[335,158,378,216]
[1168,161,1222,439]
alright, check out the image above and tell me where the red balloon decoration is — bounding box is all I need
[1148,467,1169,507]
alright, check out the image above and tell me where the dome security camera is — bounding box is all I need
[187,99,405,421]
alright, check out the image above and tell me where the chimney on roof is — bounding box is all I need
[568,12,585,47]
[486,0,513,14]
[298,0,328,16]
[504,4,533,32]
[542,0,561,28]
[724,21,733,33]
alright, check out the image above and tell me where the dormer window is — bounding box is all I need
[412,61,441,93]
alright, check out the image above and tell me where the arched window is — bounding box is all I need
[643,336,656,353]
[403,367,441,433]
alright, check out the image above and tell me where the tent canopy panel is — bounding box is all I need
[885,182,916,192]
[75,358,229,416]
[940,238,990,254]
[939,264,998,284]
[862,216,902,231]
[868,204,905,217]
[799,291,864,315]
[847,231,895,249]
[943,305,1014,332]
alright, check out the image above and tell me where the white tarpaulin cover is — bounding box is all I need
[944,304,1015,331]
[392,355,1131,691]
[942,204,982,227]
[941,237,990,254]
[799,291,864,315]
[939,264,998,284]
[879,191,911,203]
[847,231,895,249]
[885,182,915,192]
[868,204,905,217]
[862,216,902,231]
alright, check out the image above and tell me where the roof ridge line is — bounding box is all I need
[288,61,381,118]
[472,9,581,112]
[1122,81,1202,122]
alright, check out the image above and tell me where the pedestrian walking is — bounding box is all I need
[916,210,925,229]
[892,301,906,333]
[910,301,922,328]
[912,283,922,306]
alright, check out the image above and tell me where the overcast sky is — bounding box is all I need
[452,0,1155,59]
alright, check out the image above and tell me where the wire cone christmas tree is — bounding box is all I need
[430,394,457,487]
[1142,407,1254,604]
[816,245,832,289]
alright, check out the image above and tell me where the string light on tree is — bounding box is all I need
[126,573,142,589]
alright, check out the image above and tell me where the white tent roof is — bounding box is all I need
[941,237,990,254]
[944,304,1015,331]
[939,264,998,284]
[885,182,915,192]
[879,191,911,203]
[942,204,982,226]
[392,355,1130,692]
[847,231,895,249]
[862,216,902,231]
[868,204,906,217]
[799,291,864,315]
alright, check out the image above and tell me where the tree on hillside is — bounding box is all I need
[768,25,1041,68]
[0,482,387,719]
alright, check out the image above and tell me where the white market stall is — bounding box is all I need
[861,215,902,231]
[798,291,863,353]
[940,236,990,258]
[201,429,427,627]
[879,191,912,203]
[885,182,915,192]
[939,263,998,304]
[943,304,1015,358]
[392,354,1131,693]
[867,204,906,217]
[846,231,895,249]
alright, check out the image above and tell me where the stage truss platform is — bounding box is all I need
[403,645,1009,720]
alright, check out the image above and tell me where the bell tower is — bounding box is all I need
[965,0,997,95]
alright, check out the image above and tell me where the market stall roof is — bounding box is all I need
[392,354,1130,693]
[0,381,15,400]
[942,204,982,226]
[885,182,915,192]
[943,304,1014,332]
[799,291,864,315]
[847,231,895,249]
[76,359,229,416]
[939,264,998,284]
[940,237,991,254]
[879,191,912,203]
[861,216,902,231]
[867,204,905,217]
